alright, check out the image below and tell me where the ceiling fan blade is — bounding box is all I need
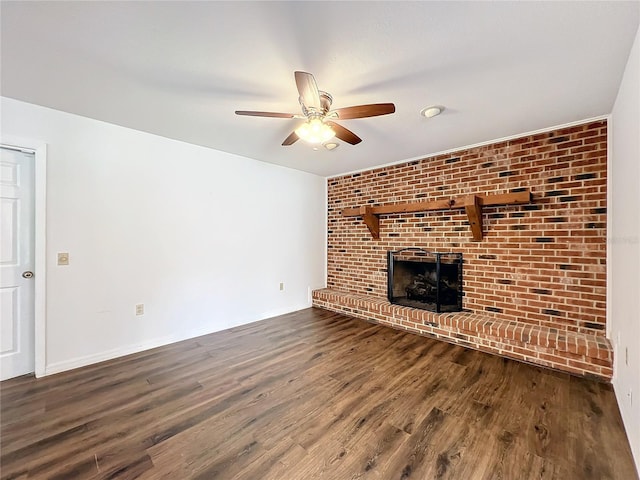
[332,103,396,120]
[326,121,362,145]
[282,131,299,146]
[294,71,321,111]
[235,110,296,118]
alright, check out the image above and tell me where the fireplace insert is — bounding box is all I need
[387,248,463,313]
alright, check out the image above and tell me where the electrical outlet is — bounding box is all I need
[135,304,144,315]
[626,347,629,366]
[57,252,69,266]
[279,282,284,291]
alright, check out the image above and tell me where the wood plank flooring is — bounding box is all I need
[1,307,637,480]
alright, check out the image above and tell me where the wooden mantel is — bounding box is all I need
[342,190,532,241]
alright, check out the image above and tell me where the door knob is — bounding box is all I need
[22,271,33,279]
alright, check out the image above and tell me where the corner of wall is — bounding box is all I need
[610,22,640,474]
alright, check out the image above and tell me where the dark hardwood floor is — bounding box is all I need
[1,307,637,480]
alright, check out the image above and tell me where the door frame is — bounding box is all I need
[1,136,47,378]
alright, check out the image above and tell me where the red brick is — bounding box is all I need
[322,121,609,380]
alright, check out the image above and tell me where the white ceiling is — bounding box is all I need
[1,1,638,177]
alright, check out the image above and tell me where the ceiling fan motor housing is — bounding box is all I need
[300,91,333,117]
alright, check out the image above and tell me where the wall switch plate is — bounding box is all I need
[57,252,69,266]
[279,282,284,291]
[135,304,144,315]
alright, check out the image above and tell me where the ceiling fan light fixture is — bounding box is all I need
[295,118,335,144]
[237,72,394,147]
[421,105,444,118]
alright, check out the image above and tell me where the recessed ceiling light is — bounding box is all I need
[421,106,444,118]
[324,142,339,151]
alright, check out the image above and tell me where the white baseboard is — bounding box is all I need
[256,303,312,322]
[43,325,217,376]
[42,304,313,377]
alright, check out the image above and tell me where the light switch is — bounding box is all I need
[57,252,69,266]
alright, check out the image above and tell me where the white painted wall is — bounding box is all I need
[610,25,640,471]
[1,97,327,375]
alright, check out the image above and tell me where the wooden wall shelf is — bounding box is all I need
[341,191,532,241]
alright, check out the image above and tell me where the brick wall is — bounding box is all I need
[316,120,610,378]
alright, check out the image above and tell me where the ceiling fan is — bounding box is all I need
[235,71,395,146]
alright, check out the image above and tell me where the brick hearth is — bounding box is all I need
[313,289,612,380]
[315,120,612,381]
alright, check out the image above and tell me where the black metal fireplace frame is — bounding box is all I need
[387,248,463,313]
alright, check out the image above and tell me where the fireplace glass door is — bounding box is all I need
[387,249,463,313]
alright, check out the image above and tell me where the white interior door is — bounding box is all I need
[1,147,35,380]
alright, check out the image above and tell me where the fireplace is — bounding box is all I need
[387,248,463,313]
